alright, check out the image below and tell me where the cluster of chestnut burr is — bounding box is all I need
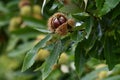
[48,13,75,36]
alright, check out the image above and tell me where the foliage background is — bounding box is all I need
[0,0,120,80]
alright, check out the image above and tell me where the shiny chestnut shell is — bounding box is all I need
[52,16,67,29]
[52,18,60,28]
[59,16,67,24]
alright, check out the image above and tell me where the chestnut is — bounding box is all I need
[52,18,61,28]
[59,16,67,24]
[48,12,75,36]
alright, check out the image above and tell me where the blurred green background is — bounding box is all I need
[0,0,120,80]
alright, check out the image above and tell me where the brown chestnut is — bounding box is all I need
[52,18,61,28]
[48,12,75,36]
[59,16,67,24]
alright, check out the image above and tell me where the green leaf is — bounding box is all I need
[8,42,33,57]
[59,3,81,14]
[23,17,50,33]
[72,12,89,21]
[0,2,9,13]
[42,40,62,80]
[75,42,87,77]
[6,0,19,11]
[104,35,116,70]
[61,36,71,52]
[11,27,40,39]
[103,75,120,80]
[0,16,9,27]
[22,34,52,72]
[11,27,38,34]
[71,31,84,43]
[99,0,120,16]
[6,35,19,52]
[23,17,46,28]
[95,0,105,10]
[84,33,97,54]
[85,17,93,39]
[111,3,120,19]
